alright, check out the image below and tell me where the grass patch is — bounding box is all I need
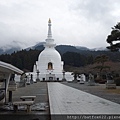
[105,88,120,94]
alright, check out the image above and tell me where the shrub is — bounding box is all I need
[114,77,120,86]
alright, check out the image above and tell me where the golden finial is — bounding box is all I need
[48,18,51,23]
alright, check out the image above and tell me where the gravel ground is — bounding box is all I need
[62,82,120,104]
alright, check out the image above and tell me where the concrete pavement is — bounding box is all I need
[48,82,120,114]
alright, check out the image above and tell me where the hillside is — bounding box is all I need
[0,42,120,72]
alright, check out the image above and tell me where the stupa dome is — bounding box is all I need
[38,47,62,73]
[39,48,61,62]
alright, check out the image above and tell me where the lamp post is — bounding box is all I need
[62,70,66,81]
[36,70,40,82]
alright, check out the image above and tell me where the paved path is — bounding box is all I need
[62,82,120,104]
[48,82,120,114]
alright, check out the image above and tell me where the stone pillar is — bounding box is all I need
[30,74,33,84]
[88,73,95,86]
[62,71,66,81]
[106,73,116,89]
[36,70,40,82]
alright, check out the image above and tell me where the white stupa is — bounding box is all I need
[33,19,70,81]
[38,19,63,74]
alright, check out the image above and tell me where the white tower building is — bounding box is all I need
[33,19,64,81]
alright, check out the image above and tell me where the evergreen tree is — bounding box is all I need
[106,22,120,51]
[93,55,110,79]
[87,55,94,65]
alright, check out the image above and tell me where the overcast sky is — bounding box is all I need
[0,0,120,49]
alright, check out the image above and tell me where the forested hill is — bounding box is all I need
[0,45,120,71]
[25,44,120,63]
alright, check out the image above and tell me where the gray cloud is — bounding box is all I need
[69,0,120,46]
[0,0,120,48]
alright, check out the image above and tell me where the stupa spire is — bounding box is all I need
[47,18,52,39]
[45,18,56,48]
[48,18,51,23]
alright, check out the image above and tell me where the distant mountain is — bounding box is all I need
[0,41,26,55]
[56,45,80,54]
[76,46,108,51]
[90,47,108,51]
[75,46,90,51]
[28,42,108,52]
[26,42,45,51]
[0,41,108,55]
[26,43,80,54]
[0,48,4,55]
[25,43,89,54]
[0,46,21,55]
